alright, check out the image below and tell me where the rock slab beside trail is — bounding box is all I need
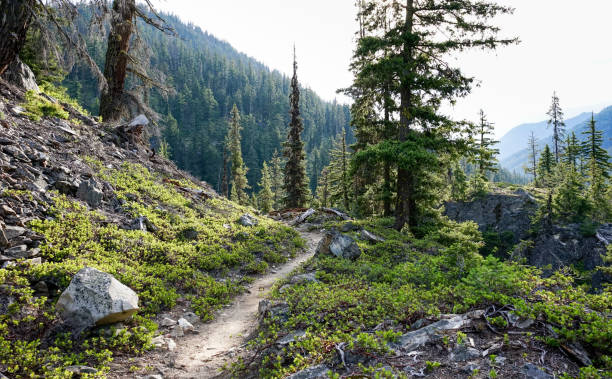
[56,267,139,332]
[316,230,361,260]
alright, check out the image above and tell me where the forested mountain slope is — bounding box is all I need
[61,11,352,193]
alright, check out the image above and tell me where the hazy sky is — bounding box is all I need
[152,0,612,137]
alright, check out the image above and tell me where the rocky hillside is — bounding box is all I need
[236,210,611,378]
[0,73,303,378]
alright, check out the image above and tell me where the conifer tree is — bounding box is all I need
[562,132,581,170]
[450,161,468,201]
[316,167,331,208]
[537,144,555,188]
[581,114,611,221]
[525,132,539,185]
[582,113,611,180]
[553,162,589,223]
[283,48,309,208]
[547,92,565,163]
[327,130,351,211]
[227,104,250,205]
[346,0,516,230]
[475,110,499,179]
[258,162,274,214]
[270,150,285,210]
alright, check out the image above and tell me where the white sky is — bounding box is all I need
[152,0,612,138]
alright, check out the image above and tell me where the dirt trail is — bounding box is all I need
[170,228,322,378]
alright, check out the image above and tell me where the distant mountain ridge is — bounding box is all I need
[499,106,612,173]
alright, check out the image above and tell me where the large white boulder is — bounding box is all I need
[56,267,139,332]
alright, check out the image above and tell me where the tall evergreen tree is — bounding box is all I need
[537,144,555,188]
[474,110,499,179]
[525,131,539,185]
[582,113,611,180]
[327,130,351,211]
[258,162,274,214]
[562,132,580,171]
[347,0,516,230]
[581,113,611,221]
[227,104,250,205]
[316,167,331,208]
[270,150,285,210]
[283,48,309,208]
[547,91,565,163]
[553,162,589,223]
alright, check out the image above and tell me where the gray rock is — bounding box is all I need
[315,230,361,260]
[3,145,30,162]
[177,317,194,333]
[596,223,612,245]
[445,190,538,247]
[54,180,79,196]
[562,342,592,367]
[128,216,157,233]
[4,245,28,258]
[461,364,481,374]
[289,273,318,285]
[4,225,26,240]
[360,229,385,243]
[286,365,330,379]
[56,267,139,334]
[2,58,39,92]
[238,214,258,227]
[128,114,149,127]
[450,345,481,362]
[159,317,176,327]
[258,300,290,323]
[531,224,608,273]
[522,363,553,379]
[392,313,475,352]
[77,178,103,208]
[277,330,306,346]
[340,222,360,232]
[181,311,199,324]
[66,365,98,376]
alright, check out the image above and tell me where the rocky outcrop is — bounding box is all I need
[238,213,258,227]
[530,224,610,273]
[2,58,39,92]
[315,230,361,260]
[445,190,611,282]
[56,267,139,333]
[76,177,103,208]
[445,189,538,244]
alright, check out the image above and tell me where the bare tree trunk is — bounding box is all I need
[0,0,34,76]
[394,0,415,231]
[99,0,135,122]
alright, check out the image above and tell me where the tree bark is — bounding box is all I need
[0,0,34,76]
[394,0,415,231]
[99,0,135,122]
